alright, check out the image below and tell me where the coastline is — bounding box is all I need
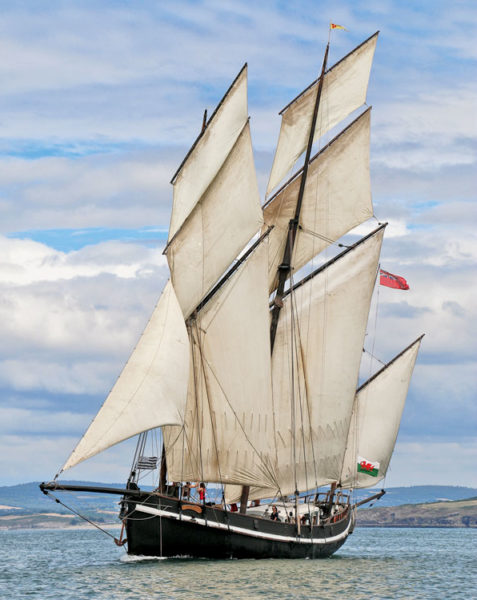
[2,497,476,531]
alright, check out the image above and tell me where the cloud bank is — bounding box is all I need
[0,0,475,487]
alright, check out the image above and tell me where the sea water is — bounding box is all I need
[0,527,475,599]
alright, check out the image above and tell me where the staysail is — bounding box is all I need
[340,336,423,488]
[61,281,190,472]
[267,32,378,194]
[264,108,373,292]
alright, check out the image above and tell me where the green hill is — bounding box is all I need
[357,497,477,528]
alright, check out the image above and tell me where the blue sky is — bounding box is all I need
[0,0,476,487]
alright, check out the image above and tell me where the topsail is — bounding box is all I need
[267,32,378,194]
[169,65,249,240]
[167,120,263,318]
[264,108,373,292]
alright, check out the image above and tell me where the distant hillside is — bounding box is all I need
[1,482,476,530]
[1,482,476,514]
[0,481,129,530]
[0,481,125,515]
[354,485,477,507]
[357,497,477,528]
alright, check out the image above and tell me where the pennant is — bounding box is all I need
[330,23,347,30]
[357,456,380,477]
[380,269,409,290]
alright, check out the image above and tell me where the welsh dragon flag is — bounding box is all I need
[357,456,380,477]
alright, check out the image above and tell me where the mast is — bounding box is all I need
[159,442,167,493]
[265,40,330,524]
[236,40,333,516]
[269,41,330,351]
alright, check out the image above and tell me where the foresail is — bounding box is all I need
[340,336,423,489]
[266,226,385,498]
[267,32,378,194]
[164,239,277,488]
[61,281,190,472]
[264,108,373,292]
[166,121,263,318]
[169,65,248,240]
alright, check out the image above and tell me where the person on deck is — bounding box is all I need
[198,482,206,503]
[182,482,192,500]
[270,505,280,521]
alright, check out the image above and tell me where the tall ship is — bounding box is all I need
[41,30,423,559]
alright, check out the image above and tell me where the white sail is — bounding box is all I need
[169,65,248,240]
[164,240,277,488]
[166,121,263,318]
[61,281,190,472]
[54,33,422,527]
[264,108,373,292]
[263,227,384,498]
[267,33,378,194]
[340,337,423,489]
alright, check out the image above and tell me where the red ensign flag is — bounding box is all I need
[379,269,409,290]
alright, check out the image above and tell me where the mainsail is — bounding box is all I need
[226,226,385,502]
[340,336,423,488]
[164,239,277,488]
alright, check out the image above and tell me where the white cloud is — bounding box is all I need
[0,407,89,435]
[0,235,167,284]
[0,433,138,485]
[0,236,169,394]
[388,440,477,487]
[0,0,475,489]
[0,153,177,233]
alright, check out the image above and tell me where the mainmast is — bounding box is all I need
[269,41,330,350]
[240,40,331,516]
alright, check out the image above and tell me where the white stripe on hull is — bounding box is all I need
[133,504,351,545]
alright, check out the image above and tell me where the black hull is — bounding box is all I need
[123,493,353,559]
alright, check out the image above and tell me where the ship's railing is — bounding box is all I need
[301,490,351,506]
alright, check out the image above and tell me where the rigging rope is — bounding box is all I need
[195,317,226,496]
[41,489,124,545]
